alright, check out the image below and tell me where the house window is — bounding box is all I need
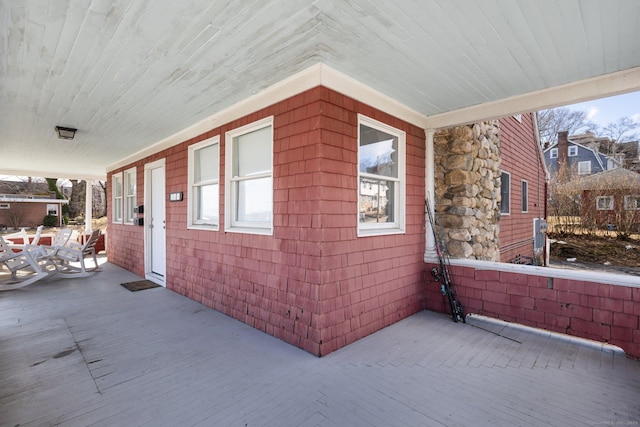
[225,117,273,234]
[550,148,558,159]
[521,180,528,213]
[624,195,640,210]
[188,136,220,229]
[513,114,522,123]
[500,171,510,215]
[357,115,406,236]
[0,203,9,209]
[578,161,591,175]
[568,146,578,157]
[112,172,123,224]
[596,196,614,210]
[46,204,58,216]
[124,167,137,225]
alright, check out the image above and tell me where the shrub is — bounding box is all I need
[43,215,58,227]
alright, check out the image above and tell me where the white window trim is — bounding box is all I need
[550,148,558,159]
[624,195,640,210]
[0,203,9,209]
[521,179,528,213]
[188,136,220,230]
[577,161,591,175]
[500,171,511,215]
[224,116,274,235]
[357,114,406,237]
[513,114,522,123]
[124,167,137,225]
[596,196,614,211]
[112,172,123,224]
[568,145,578,157]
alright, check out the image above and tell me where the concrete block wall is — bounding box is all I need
[425,264,640,359]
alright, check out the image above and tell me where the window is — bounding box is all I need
[550,148,558,159]
[568,146,578,157]
[500,171,510,215]
[521,180,528,213]
[0,203,9,209]
[513,114,522,123]
[578,161,591,175]
[596,196,614,210]
[112,172,123,223]
[624,195,640,210]
[357,115,406,236]
[124,167,137,224]
[188,136,220,229]
[46,204,59,216]
[225,117,273,234]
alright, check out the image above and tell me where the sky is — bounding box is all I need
[561,90,640,128]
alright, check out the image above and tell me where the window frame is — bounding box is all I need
[577,161,592,175]
[624,195,640,210]
[500,171,511,215]
[188,136,220,230]
[112,172,123,224]
[123,167,137,225]
[568,145,578,157]
[521,180,528,213]
[224,116,274,235]
[596,196,614,211]
[357,114,406,237]
[550,148,558,159]
[46,204,59,216]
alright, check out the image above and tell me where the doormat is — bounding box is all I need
[120,280,161,292]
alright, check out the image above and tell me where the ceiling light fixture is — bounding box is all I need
[55,126,77,140]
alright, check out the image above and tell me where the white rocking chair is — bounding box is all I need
[49,229,102,276]
[0,235,50,290]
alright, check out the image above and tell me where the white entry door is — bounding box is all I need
[145,159,166,285]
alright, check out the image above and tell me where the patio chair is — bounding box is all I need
[0,235,50,290]
[35,228,74,257]
[49,229,102,276]
[6,225,44,250]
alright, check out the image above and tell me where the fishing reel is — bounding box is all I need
[430,266,442,281]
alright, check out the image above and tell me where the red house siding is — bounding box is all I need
[498,114,547,262]
[107,87,426,356]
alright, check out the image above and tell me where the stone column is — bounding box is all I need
[433,122,501,261]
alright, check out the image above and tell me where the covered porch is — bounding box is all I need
[2,259,639,426]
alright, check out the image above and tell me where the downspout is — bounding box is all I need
[424,129,437,262]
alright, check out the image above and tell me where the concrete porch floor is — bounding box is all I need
[1,259,639,426]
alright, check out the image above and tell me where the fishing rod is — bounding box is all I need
[425,197,465,323]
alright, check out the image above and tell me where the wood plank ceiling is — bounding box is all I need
[1,0,639,179]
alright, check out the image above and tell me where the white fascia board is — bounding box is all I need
[425,66,640,130]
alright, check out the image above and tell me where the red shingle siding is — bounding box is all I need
[107,87,426,356]
[498,114,547,262]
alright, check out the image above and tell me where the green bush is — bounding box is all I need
[43,215,58,227]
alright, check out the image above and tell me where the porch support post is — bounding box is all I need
[424,129,437,262]
[85,180,93,234]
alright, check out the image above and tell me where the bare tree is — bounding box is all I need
[601,117,640,143]
[537,108,597,146]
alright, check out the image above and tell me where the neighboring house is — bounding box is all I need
[572,167,640,233]
[0,194,67,228]
[543,131,621,178]
[496,114,548,264]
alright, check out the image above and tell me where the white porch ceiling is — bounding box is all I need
[2,0,640,180]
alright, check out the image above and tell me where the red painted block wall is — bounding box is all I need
[107,86,427,356]
[425,263,640,359]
